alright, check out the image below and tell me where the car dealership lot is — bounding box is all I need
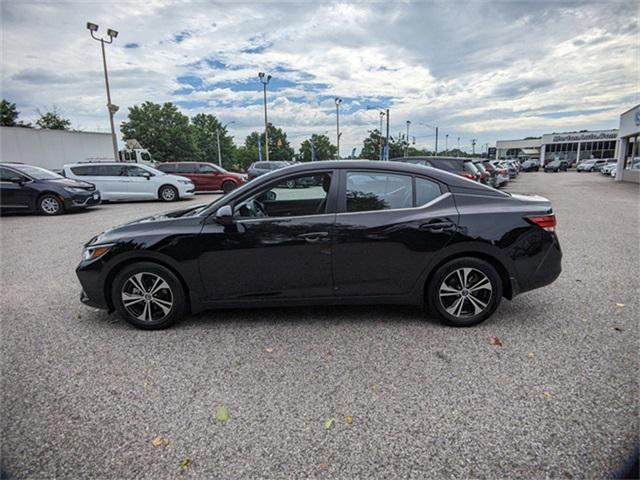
[1,175,638,478]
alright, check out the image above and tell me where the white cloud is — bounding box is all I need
[1,0,637,155]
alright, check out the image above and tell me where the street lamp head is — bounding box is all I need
[335,97,342,105]
[258,72,265,78]
[379,111,385,118]
[86,22,99,32]
[407,120,411,125]
[107,28,118,38]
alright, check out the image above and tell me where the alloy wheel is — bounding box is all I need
[40,196,60,214]
[439,267,493,318]
[161,187,176,201]
[121,272,174,322]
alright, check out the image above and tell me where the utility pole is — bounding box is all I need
[335,98,342,159]
[258,72,271,161]
[385,109,390,160]
[457,136,460,153]
[435,126,438,155]
[379,111,385,161]
[472,138,477,155]
[216,121,235,167]
[87,22,119,161]
[405,121,411,157]
[445,134,449,156]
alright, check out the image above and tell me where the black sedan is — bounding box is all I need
[77,160,562,329]
[0,163,100,215]
[544,160,569,172]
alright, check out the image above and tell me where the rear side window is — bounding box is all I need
[464,162,479,175]
[70,165,99,176]
[253,163,266,169]
[346,172,412,212]
[430,159,463,172]
[97,165,126,176]
[415,177,442,206]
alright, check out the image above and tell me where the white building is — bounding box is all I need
[614,104,639,183]
[496,129,618,165]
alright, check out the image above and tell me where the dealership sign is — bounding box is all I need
[552,132,618,142]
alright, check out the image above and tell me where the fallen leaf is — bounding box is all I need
[163,438,170,446]
[216,405,230,423]
[151,436,164,447]
[324,419,334,430]
[179,457,191,470]
[319,463,328,470]
[616,303,625,307]
[489,336,503,347]
[575,279,582,282]
[527,352,534,358]
[345,416,353,425]
[543,391,553,397]
[613,326,623,332]
[263,347,274,353]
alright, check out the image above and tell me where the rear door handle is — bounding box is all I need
[297,231,329,243]
[420,221,455,232]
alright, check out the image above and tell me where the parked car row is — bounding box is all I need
[1,160,249,216]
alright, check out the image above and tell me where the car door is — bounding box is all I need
[197,170,337,301]
[197,163,221,191]
[0,167,33,211]
[331,170,458,297]
[124,165,156,199]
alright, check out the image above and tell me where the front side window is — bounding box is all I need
[234,172,332,218]
[126,165,152,177]
[198,164,219,174]
[346,172,412,212]
[156,163,175,173]
[0,167,27,182]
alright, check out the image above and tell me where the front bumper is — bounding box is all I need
[66,191,101,209]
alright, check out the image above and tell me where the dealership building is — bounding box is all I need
[495,129,618,164]
[614,104,639,183]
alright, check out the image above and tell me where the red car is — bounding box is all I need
[155,162,246,193]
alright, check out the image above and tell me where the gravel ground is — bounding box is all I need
[1,173,638,479]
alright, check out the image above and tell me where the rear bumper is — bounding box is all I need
[517,236,562,295]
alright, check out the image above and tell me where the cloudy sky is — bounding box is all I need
[1,0,638,155]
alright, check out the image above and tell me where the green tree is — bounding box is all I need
[1,99,19,126]
[299,134,337,161]
[190,113,236,169]
[233,145,259,172]
[359,129,405,160]
[35,108,70,130]
[121,102,197,162]
[245,124,294,161]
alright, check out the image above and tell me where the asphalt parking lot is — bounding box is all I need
[1,173,638,479]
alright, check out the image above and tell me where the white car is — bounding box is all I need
[62,162,195,202]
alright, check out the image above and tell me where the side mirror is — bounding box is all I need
[215,205,234,225]
[143,172,152,180]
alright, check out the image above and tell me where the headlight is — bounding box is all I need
[82,244,114,261]
[178,179,192,185]
[65,187,89,193]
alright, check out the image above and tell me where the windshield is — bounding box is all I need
[13,165,63,180]
[142,165,166,176]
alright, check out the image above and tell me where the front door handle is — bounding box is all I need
[420,221,455,232]
[297,231,329,243]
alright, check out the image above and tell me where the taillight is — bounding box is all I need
[527,214,556,232]
[459,172,475,180]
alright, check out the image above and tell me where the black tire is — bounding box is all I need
[222,181,237,194]
[38,194,64,215]
[159,185,179,202]
[111,262,185,330]
[426,257,502,327]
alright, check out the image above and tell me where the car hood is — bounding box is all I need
[87,203,208,246]
[43,177,94,189]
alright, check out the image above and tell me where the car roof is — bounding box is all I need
[64,162,145,167]
[268,159,484,189]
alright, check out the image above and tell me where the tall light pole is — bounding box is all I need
[258,72,271,161]
[457,136,460,153]
[420,123,438,155]
[87,22,119,162]
[216,121,235,167]
[445,134,449,156]
[335,98,342,159]
[471,138,477,155]
[379,111,386,161]
[405,121,411,157]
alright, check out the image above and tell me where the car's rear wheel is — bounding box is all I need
[427,257,502,327]
[38,194,64,215]
[112,262,185,329]
[159,185,178,202]
[222,181,236,194]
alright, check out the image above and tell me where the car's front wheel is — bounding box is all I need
[38,194,64,215]
[112,262,186,329]
[159,185,179,202]
[427,257,502,327]
[222,181,237,194]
